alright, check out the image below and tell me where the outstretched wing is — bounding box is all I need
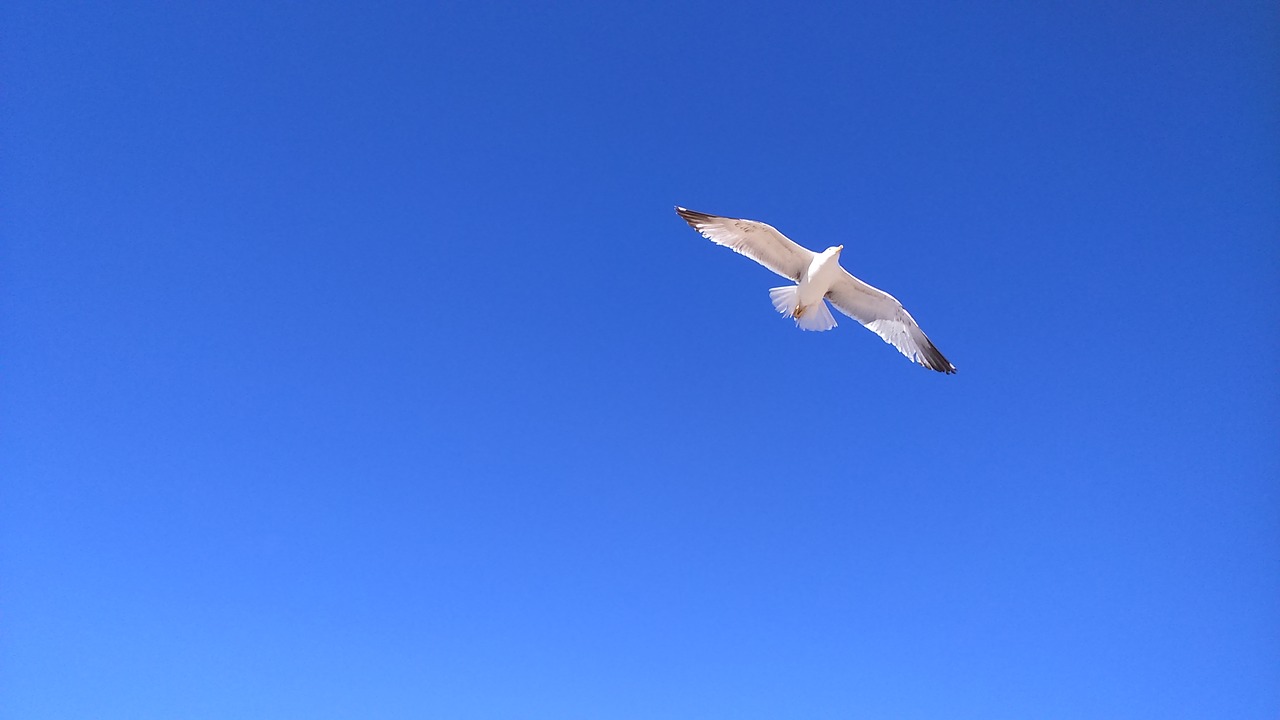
[676,207,813,282]
[826,270,956,373]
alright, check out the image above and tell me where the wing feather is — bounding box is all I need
[676,207,812,282]
[826,270,956,373]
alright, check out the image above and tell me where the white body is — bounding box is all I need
[797,246,845,313]
[765,245,844,332]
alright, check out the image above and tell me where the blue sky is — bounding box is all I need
[2,1,1277,717]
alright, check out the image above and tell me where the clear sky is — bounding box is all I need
[2,1,1277,718]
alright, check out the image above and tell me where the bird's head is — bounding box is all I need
[826,245,844,257]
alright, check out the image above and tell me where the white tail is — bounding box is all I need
[768,285,837,332]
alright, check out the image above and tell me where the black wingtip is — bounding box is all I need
[675,206,716,224]
[918,339,956,374]
[677,207,707,231]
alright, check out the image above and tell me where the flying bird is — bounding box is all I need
[676,206,956,373]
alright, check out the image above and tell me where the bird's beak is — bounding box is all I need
[836,245,844,253]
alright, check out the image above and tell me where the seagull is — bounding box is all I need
[676,206,956,373]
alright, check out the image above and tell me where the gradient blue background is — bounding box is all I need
[3,1,1277,717]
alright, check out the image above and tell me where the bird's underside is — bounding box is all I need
[676,206,956,374]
